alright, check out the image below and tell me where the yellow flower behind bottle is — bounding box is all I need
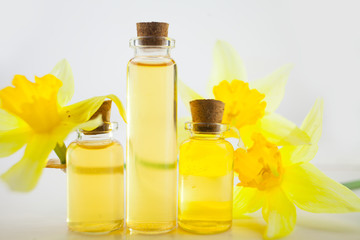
[178,40,310,148]
[0,59,126,192]
[213,80,266,129]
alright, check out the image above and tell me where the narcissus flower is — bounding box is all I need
[233,99,360,239]
[0,60,126,191]
[178,40,309,148]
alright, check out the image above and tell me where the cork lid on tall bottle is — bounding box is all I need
[189,99,225,132]
[85,100,112,134]
[136,22,169,45]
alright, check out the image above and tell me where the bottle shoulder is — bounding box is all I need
[180,137,234,153]
[181,137,233,146]
[128,57,175,66]
[68,139,123,151]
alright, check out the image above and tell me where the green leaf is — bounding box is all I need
[342,180,360,190]
[54,142,67,164]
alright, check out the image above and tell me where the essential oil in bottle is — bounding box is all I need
[67,101,124,233]
[126,22,177,234]
[178,99,234,234]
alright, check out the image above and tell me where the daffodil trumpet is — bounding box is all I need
[0,59,126,192]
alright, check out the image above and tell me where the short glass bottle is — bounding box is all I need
[178,122,234,234]
[66,123,124,233]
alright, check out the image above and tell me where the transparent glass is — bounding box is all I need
[178,123,234,234]
[126,37,177,233]
[66,123,124,233]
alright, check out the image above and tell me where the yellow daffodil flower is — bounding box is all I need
[233,99,360,239]
[178,40,310,148]
[0,60,126,192]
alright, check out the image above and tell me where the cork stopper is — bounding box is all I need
[136,22,169,45]
[86,100,112,133]
[190,99,225,132]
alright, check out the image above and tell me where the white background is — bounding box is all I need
[0,0,360,211]
[0,1,360,239]
[1,0,360,169]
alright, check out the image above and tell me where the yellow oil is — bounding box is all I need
[126,59,177,233]
[67,139,124,233]
[178,135,234,234]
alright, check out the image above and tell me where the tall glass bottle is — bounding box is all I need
[126,22,177,233]
[67,101,124,233]
[178,100,234,234]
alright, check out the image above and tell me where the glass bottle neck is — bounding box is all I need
[185,122,229,140]
[77,131,114,142]
[133,47,171,57]
[130,37,175,58]
[190,132,224,140]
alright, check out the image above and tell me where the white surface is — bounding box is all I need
[0,168,359,240]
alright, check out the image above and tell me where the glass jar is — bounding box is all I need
[178,122,234,234]
[66,123,124,233]
[126,36,177,233]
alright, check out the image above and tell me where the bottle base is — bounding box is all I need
[68,219,123,234]
[127,221,176,234]
[178,220,231,234]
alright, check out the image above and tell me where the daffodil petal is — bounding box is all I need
[226,126,243,148]
[233,186,264,218]
[0,109,28,131]
[177,116,191,149]
[77,114,103,131]
[279,146,298,167]
[283,163,360,213]
[1,134,57,191]
[53,114,104,145]
[106,94,127,123]
[61,95,126,125]
[0,109,30,157]
[301,98,323,145]
[208,40,247,97]
[238,123,261,147]
[280,143,318,167]
[262,188,296,239]
[50,59,74,107]
[61,97,103,123]
[259,113,310,146]
[280,99,323,165]
[0,127,31,157]
[178,80,204,113]
[250,64,293,113]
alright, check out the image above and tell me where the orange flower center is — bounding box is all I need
[0,74,62,133]
[213,80,266,129]
[234,133,283,190]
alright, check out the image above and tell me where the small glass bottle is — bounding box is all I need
[178,99,234,234]
[126,22,177,233]
[67,101,124,233]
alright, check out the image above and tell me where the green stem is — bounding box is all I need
[54,142,67,164]
[342,180,360,190]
